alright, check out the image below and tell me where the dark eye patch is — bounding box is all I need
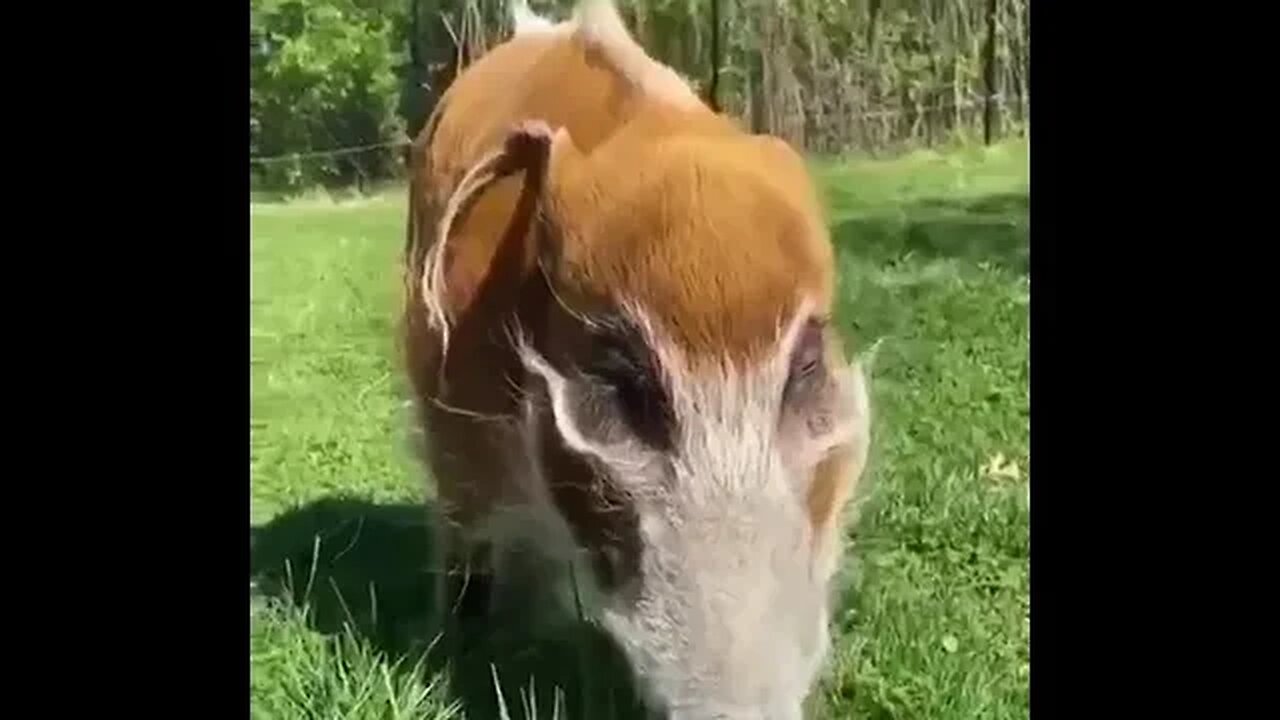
[580,316,677,452]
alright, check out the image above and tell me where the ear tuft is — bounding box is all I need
[499,120,582,196]
[504,120,556,163]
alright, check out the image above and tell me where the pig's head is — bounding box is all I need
[502,118,873,719]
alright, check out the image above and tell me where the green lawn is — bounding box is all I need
[250,139,1029,719]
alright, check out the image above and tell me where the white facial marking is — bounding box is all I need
[517,297,862,716]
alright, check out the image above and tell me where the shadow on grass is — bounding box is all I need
[832,193,1028,272]
[250,496,651,720]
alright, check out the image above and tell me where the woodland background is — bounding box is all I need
[249,0,1029,192]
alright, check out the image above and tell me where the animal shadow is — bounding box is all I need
[250,495,651,720]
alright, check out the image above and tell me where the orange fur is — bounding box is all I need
[401,4,852,566]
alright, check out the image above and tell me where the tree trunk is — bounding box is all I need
[983,0,1000,144]
[865,0,884,148]
[707,0,723,112]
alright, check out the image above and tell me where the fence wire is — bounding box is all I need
[249,139,410,165]
[248,93,1027,165]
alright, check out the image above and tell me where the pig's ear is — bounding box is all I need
[528,123,598,283]
[804,355,872,581]
[420,119,589,333]
[774,317,872,580]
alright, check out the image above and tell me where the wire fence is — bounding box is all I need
[249,139,411,165]
[248,93,1028,166]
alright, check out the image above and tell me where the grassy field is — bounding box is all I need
[250,139,1029,719]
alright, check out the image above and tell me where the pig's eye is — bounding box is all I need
[583,321,675,451]
[785,318,827,402]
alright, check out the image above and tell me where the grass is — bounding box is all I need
[250,138,1029,719]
